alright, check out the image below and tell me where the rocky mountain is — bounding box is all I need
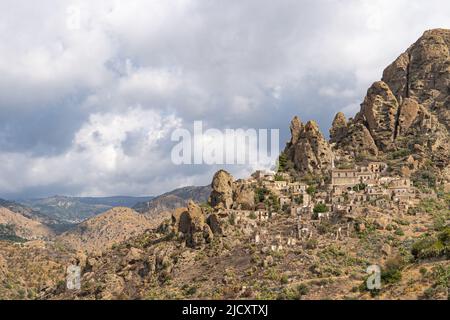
[57,207,157,253]
[134,186,211,216]
[329,29,450,185]
[20,195,154,224]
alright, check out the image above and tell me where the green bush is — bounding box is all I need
[297,284,309,296]
[381,255,405,285]
[411,228,450,260]
[382,268,402,284]
[277,152,288,172]
[305,238,318,250]
[389,148,410,160]
[412,170,437,189]
[313,203,328,214]
[254,187,269,203]
[306,186,316,196]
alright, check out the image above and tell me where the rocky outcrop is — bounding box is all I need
[289,116,303,145]
[172,200,213,248]
[285,119,333,175]
[331,29,450,181]
[396,98,420,136]
[209,170,234,209]
[329,112,348,144]
[358,81,399,150]
[233,183,255,210]
[333,122,379,159]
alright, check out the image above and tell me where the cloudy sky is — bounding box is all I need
[1,0,450,198]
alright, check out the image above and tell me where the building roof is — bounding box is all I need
[256,203,266,210]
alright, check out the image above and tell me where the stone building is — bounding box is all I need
[331,169,359,186]
[288,182,307,194]
[367,162,387,173]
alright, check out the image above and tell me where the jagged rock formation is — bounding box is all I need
[331,29,450,181]
[329,112,348,144]
[171,200,213,248]
[208,170,255,211]
[284,118,333,175]
[209,170,234,209]
[358,81,399,150]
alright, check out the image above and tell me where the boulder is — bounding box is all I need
[172,200,214,248]
[209,170,234,209]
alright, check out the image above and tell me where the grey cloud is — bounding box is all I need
[1,0,450,198]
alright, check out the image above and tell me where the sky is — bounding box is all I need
[1,0,450,199]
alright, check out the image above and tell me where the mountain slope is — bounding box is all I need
[57,207,157,253]
[0,198,57,225]
[0,207,53,241]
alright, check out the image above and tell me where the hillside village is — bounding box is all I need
[171,156,437,257]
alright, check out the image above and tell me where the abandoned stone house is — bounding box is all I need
[252,170,275,181]
[279,195,291,208]
[331,162,387,187]
[367,162,387,173]
[255,203,270,221]
[291,204,314,216]
[388,178,414,203]
[273,180,288,190]
[331,169,359,186]
[288,182,307,194]
[302,193,311,206]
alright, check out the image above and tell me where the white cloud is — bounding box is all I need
[2,0,450,197]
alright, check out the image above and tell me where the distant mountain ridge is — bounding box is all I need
[133,185,212,216]
[57,207,156,253]
[18,195,154,224]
